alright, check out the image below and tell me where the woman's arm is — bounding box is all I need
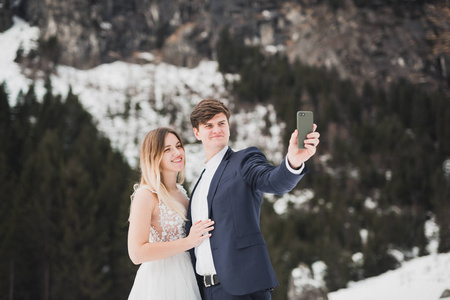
[127,188,214,265]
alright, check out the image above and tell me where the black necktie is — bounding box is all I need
[192,169,206,197]
[198,169,206,182]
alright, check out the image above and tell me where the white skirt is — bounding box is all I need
[128,251,201,300]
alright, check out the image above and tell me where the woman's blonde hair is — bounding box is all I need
[132,127,187,219]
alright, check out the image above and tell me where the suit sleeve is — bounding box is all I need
[239,147,308,195]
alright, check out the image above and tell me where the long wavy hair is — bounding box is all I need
[131,127,187,220]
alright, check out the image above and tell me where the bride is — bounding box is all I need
[128,127,214,300]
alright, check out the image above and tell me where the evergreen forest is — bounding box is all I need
[218,28,450,299]
[0,82,138,299]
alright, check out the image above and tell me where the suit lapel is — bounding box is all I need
[207,147,233,216]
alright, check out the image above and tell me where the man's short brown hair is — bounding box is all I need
[190,99,231,129]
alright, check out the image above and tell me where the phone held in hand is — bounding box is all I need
[297,111,313,149]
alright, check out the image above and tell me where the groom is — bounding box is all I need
[186,99,320,299]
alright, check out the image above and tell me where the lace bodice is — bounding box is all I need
[138,185,187,243]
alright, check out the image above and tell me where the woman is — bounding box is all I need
[128,127,214,300]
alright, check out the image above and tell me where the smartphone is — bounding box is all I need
[297,111,314,149]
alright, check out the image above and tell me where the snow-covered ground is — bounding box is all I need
[2,17,449,300]
[328,252,450,300]
[326,213,449,300]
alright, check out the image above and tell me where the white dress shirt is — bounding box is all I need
[191,145,228,276]
[191,145,304,276]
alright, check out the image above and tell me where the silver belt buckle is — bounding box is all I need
[203,275,213,287]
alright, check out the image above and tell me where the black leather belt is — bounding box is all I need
[203,274,220,287]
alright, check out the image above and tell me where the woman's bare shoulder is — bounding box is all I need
[131,187,159,210]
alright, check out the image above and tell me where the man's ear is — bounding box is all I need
[193,127,201,141]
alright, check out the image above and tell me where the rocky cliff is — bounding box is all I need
[282,1,450,93]
[2,0,449,93]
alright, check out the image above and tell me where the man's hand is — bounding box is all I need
[287,124,320,169]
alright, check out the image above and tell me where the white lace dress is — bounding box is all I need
[128,185,201,300]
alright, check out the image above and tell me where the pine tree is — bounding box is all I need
[0,82,17,300]
[17,129,64,299]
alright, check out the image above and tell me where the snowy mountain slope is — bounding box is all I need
[0,17,284,187]
[328,252,450,300]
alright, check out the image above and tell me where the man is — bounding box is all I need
[186,99,320,299]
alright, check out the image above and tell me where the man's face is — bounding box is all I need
[193,113,230,153]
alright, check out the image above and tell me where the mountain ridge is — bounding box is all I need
[1,0,449,95]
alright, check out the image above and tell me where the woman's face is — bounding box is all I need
[160,133,185,173]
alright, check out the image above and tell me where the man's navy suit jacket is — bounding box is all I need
[186,146,308,296]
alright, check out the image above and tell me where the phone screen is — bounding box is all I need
[297,111,314,149]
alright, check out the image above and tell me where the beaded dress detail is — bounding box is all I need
[144,185,186,243]
[128,185,201,300]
